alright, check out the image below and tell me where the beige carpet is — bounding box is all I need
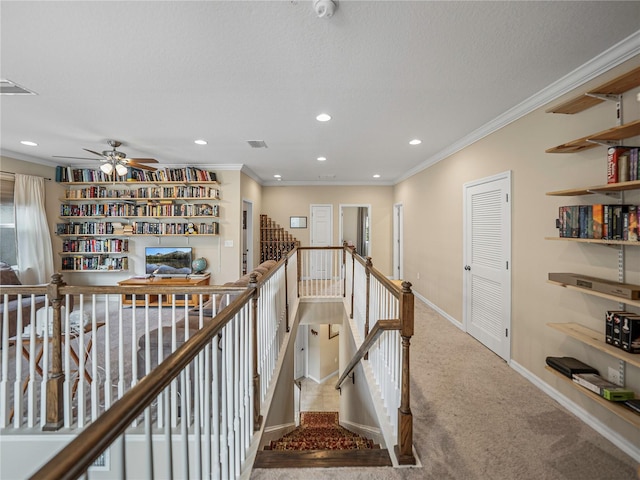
[250,300,640,480]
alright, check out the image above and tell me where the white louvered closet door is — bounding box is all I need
[463,172,511,361]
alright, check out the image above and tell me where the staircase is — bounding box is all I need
[260,214,300,263]
[253,412,392,469]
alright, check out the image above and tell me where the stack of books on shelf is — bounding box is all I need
[606,310,640,354]
[607,146,640,183]
[557,204,639,240]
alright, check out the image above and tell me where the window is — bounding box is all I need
[0,174,17,265]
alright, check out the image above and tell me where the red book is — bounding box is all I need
[607,146,629,184]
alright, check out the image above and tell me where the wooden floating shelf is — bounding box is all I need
[59,252,128,256]
[61,269,128,273]
[546,119,640,154]
[547,279,640,308]
[545,366,639,428]
[545,237,640,247]
[546,179,640,196]
[547,322,640,368]
[546,66,640,115]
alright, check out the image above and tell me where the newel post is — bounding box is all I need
[249,273,263,431]
[395,280,415,464]
[44,273,66,431]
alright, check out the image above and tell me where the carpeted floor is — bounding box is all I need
[250,299,640,480]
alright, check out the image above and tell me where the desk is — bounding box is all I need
[9,321,105,421]
[118,275,210,307]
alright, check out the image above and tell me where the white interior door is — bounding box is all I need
[310,204,332,279]
[393,203,403,280]
[463,171,511,361]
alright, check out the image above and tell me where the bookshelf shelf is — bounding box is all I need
[547,323,640,368]
[546,180,640,196]
[547,280,640,308]
[545,367,639,428]
[546,119,640,154]
[545,66,640,115]
[544,237,640,247]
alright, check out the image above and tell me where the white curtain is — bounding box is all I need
[14,174,54,284]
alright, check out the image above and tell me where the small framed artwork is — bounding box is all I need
[290,216,307,229]
[329,324,340,339]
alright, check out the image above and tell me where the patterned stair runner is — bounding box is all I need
[265,411,378,451]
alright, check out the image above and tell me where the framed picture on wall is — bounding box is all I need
[329,324,340,339]
[290,216,307,229]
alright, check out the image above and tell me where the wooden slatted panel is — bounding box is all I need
[470,188,503,340]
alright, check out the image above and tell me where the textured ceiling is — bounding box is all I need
[1,1,640,185]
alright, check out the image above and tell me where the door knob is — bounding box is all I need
[464,265,471,271]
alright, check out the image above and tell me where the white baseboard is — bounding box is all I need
[413,290,464,331]
[510,360,640,463]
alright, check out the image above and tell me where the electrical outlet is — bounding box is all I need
[608,366,622,386]
[416,272,420,280]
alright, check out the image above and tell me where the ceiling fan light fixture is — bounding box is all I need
[100,162,114,175]
[115,163,128,176]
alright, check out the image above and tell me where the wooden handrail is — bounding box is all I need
[335,319,401,390]
[29,287,255,480]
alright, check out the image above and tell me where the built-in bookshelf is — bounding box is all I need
[544,66,640,426]
[56,166,220,272]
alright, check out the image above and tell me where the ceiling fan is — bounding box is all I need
[54,140,159,175]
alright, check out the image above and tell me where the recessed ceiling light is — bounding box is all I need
[194,139,207,145]
[373,174,381,178]
[316,113,332,122]
[409,139,422,145]
[317,156,327,162]
[274,174,281,178]
[20,140,38,146]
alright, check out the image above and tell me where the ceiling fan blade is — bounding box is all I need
[53,155,103,161]
[128,162,157,171]
[127,158,158,163]
[83,148,105,157]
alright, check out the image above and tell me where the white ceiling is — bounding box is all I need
[2,1,640,185]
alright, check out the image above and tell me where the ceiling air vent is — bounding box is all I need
[247,140,268,149]
[318,174,336,181]
[0,79,37,95]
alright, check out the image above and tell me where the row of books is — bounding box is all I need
[131,221,220,235]
[62,238,129,253]
[56,221,219,236]
[60,203,218,217]
[557,204,639,241]
[607,146,640,184]
[606,310,640,354]
[64,185,220,200]
[61,256,129,271]
[56,166,218,184]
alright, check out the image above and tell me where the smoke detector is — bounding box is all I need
[314,0,336,18]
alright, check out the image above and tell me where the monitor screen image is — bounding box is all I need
[145,247,193,276]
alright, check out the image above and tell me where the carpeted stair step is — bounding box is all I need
[253,448,393,469]
[259,411,389,467]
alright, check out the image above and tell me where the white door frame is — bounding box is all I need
[463,171,511,361]
[242,199,254,274]
[393,203,404,280]
[339,204,371,256]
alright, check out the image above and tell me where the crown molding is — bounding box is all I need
[395,29,640,184]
